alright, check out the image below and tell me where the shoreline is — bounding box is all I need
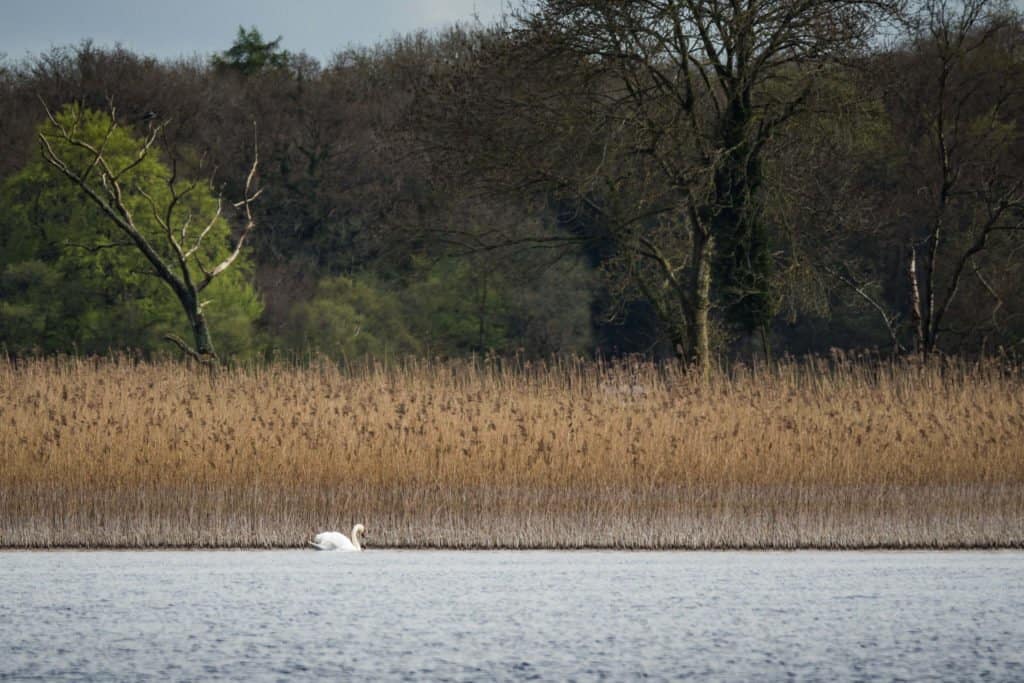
[3,543,1023,551]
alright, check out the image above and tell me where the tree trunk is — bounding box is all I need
[908,246,925,357]
[689,229,714,377]
[189,309,217,360]
[175,289,218,362]
[759,323,772,366]
[714,93,772,339]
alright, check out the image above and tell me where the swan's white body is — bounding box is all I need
[310,524,365,551]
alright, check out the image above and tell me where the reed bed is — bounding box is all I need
[1,355,1022,548]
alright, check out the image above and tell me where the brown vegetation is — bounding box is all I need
[1,356,1022,548]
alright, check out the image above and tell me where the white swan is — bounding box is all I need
[310,524,366,551]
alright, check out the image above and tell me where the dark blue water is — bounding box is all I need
[1,550,1022,681]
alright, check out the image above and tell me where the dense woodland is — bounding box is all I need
[1,0,1022,369]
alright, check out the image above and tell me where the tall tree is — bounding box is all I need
[418,0,893,372]
[35,104,262,362]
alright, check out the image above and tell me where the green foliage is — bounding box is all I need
[284,255,596,362]
[0,106,263,357]
[286,275,421,360]
[0,261,59,351]
[502,256,595,355]
[399,257,511,355]
[213,26,291,75]
[400,255,595,356]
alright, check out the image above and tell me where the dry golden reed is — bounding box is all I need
[1,355,1022,548]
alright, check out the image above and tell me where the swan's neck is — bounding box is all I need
[351,526,362,550]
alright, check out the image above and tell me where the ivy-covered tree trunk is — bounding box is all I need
[714,95,774,343]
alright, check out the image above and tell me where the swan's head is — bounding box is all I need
[353,523,366,537]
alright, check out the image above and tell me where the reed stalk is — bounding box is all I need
[1,355,1021,548]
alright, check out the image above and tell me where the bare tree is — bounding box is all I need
[765,0,1024,358]
[37,102,261,363]
[889,0,1024,356]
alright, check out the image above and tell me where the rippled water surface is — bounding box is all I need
[1,550,1022,681]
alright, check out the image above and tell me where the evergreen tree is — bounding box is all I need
[213,26,290,75]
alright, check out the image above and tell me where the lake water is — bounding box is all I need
[1,550,1022,681]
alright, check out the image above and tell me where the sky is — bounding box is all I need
[0,0,510,64]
